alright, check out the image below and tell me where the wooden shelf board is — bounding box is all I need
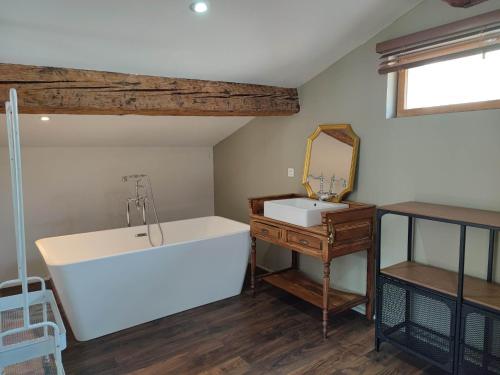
[382,261,500,312]
[263,269,367,312]
[378,201,500,229]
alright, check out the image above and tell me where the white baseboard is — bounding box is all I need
[352,304,366,315]
[256,263,273,273]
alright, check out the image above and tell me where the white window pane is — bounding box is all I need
[405,49,500,109]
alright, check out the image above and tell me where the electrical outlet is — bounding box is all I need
[287,168,295,177]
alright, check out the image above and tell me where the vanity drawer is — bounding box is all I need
[287,231,322,251]
[252,221,281,241]
[334,220,372,243]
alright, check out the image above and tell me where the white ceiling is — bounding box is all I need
[0,0,420,87]
[0,0,420,147]
[0,115,251,147]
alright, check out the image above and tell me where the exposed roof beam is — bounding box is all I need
[442,0,488,7]
[0,64,300,116]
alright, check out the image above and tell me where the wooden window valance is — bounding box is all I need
[376,10,500,74]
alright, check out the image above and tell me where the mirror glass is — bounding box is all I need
[302,124,359,202]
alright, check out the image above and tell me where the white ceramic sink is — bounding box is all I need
[263,198,348,227]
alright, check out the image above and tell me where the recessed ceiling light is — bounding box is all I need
[40,116,50,122]
[190,1,208,13]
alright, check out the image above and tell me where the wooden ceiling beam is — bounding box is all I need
[0,64,300,116]
[442,0,488,7]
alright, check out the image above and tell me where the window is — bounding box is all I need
[397,49,500,116]
[376,10,500,117]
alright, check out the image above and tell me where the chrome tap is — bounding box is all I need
[331,176,347,191]
[308,173,332,201]
[122,175,148,227]
[328,175,347,198]
[308,174,346,201]
[122,174,165,247]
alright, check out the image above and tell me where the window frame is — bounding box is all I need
[396,67,500,118]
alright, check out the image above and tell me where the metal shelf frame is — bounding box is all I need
[375,205,499,375]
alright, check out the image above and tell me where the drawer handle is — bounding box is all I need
[299,239,309,246]
[261,228,269,235]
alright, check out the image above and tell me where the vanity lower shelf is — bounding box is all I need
[263,269,367,313]
[382,261,500,311]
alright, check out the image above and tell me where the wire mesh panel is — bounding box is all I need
[1,302,56,346]
[378,276,456,372]
[0,298,62,374]
[460,304,500,375]
[4,355,59,375]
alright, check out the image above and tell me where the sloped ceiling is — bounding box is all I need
[0,0,421,146]
[0,115,251,147]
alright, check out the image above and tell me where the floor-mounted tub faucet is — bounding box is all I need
[122,174,148,227]
[122,174,165,247]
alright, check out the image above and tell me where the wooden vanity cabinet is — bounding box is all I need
[249,194,375,338]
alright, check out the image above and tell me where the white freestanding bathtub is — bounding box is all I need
[35,216,250,341]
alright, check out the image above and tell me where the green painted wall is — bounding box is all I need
[214,0,500,300]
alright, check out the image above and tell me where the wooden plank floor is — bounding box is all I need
[62,285,446,375]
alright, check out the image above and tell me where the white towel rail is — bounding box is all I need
[0,89,66,375]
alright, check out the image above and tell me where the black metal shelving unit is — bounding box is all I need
[375,202,500,375]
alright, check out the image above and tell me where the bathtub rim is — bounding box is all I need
[36,215,250,267]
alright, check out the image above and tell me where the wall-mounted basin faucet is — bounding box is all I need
[308,174,347,201]
[308,173,333,201]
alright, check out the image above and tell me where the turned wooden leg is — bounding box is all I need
[251,236,257,297]
[291,251,299,269]
[323,261,331,339]
[365,245,375,321]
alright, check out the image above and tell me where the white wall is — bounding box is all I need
[214,0,500,298]
[0,146,214,280]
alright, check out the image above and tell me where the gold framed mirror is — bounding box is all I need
[302,124,359,202]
